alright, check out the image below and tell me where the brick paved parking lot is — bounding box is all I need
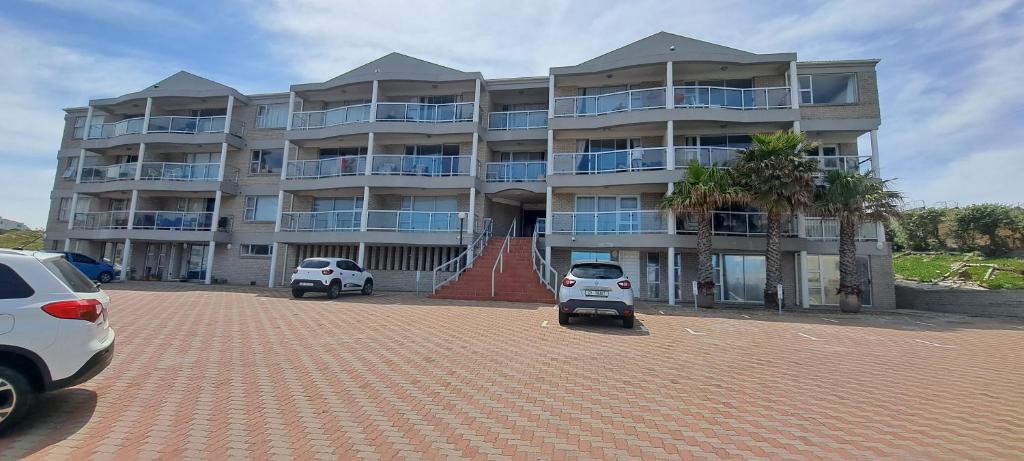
[1,282,1022,460]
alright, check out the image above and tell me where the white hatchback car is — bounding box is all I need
[0,249,116,431]
[290,258,374,299]
[557,261,635,328]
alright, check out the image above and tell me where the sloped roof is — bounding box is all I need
[292,53,482,92]
[90,71,248,106]
[552,32,797,75]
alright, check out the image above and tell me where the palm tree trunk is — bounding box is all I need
[763,210,783,308]
[696,211,715,308]
[838,216,861,313]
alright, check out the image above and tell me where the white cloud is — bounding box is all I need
[27,0,200,30]
[898,148,1024,207]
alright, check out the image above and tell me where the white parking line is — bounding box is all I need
[913,321,936,326]
[740,315,751,319]
[798,333,825,341]
[685,328,706,335]
[914,339,955,348]
[541,320,549,327]
[821,318,839,323]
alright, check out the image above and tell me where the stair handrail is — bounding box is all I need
[531,223,559,294]
[431,218,494,293]
[490,219,516,297]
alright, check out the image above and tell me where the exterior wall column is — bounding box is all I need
[789,61,800,109]
[547,75,555,119]
[268,242,279,287]
[134,143,146,180]
[360,186,370,232]
[545,186,553,236]
[370,80,380,121]
[217,142,228,181]
[665,120,675,170]
[546,129,554,177]
[211,190,223,232]
[274,190,285,232]
[469,133,479,177]
[280,140,290,181]
[665,182,675,234]
[472,79,481,124]
[285,91,296,130]
[364,132,375,175]
[667,247,676,305]
[357,242,366,268]
[467,187,477,239]
[67,192,79,230]
[120,238,132,281]
[799,251,810,308]
[870,129,880,176]
[75,149,86,183]
[204,242,216,284]
[797,213,806,238]
[63,239,71,251]
[664,61,674,108]
[83,106,94,140]
[127,189,139,230]
[223,95,234,134]
[142,97,153,134]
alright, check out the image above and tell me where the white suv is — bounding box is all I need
[0,250,116,431]
[558,261,635,328]
[290,258,374,299]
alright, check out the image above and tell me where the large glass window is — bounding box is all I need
[240,244,273,257]
[571,250,613,264]
[716,254,766,302]
[250,149,283,175]
[71,116,86,139]
[244,196,279,222]
[61,157,79,180]
[799,73,858,104]
[58,197,71,222]
[399,196,458,231]
[255,103,288,129]
[807,254,872,306]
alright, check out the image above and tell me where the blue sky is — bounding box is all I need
[2,0,1022,228]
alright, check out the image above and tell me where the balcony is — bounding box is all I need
[549,211,667,234]
[88,118,144,138]
[487,110,548,130]
[291,104,371,129]
[73,211,130,230]
[553,88,666,117]
[804,217,879,241]
[552,148,668,175]
[88,116,242,139]
[285,156,367,179]
[370,155,471,176]
[673,86,791,110]
[485,162,546,182]
[80,163,137,183]
[375,102,473,123]
[679,212,797,236]
[132,211,215,231]
[281,211,361,232]
[365,211,472,232]
[811,156,873,175]
[139,162,233,182]
[674,147,742,168]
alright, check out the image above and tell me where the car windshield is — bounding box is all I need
[42,257,100,293]
[300,259,330,269]
[570,263,623,280]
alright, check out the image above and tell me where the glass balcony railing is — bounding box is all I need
[551,148,667,175]
[365,211,471,232]
[87,118,144,139]
[550,211,666,234]
[80,163,138,183]
[291,104,371,129]
[146,116,226,134]
[679,212,797,236]
[487,110,548,130]
[132,211,214,231]
[370,155,471,176]
[674,147,743,168]
[673,86,791,110]
[553,87,666,117]
[810,155,873,175]
[285,156,367,179]
[280,211,362,232]
[485,161,546,182]
[72,211,130,229]
[375,102,474,123]
[138,162,224,181]
[804,217,879,241]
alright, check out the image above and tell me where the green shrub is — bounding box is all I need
[952,204,1020,256]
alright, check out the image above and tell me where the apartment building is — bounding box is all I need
[44,32,894,308]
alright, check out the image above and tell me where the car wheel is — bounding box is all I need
[0,366,34,433]
[621,316,635,329]
[291,289,305,298]
[98,271,114,283]
[361,279,373,295]
[558,311,570,325]
[326,281,341,299]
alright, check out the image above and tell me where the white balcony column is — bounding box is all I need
[876,222,887,249]
[211,190,223,232]
[667,247,677,305]
[788,61,800,110]
[268,242,279,287]
[467,187,477,240]
[665,120,675,170]
[204,241,216,285]
[545,186,553,236]
[120,238,132,281]
[472,79,481,124]
[360,186,370,232]
[799,251,810,308]
[273,190,285,233]
[83,106,94,140]
[547,75,555,119]
[665,61,674,108]
[797,213,806,238]
[869,129,881,176]
[792,120,801,134]
[280,140,291,181]
[284,91,296,130]
[370,80,380,121]
[223,95,235,134]
[357,242,366,268]
[75,149,86,183]
[545,246,551,265]
[217,142,228,181]
[365,132,375,175]
[134,143,146,180]
[469,133,479,177]
[63,239,70,251]
[142,97,153,134]
[67,193,79,230]
[665,182,676,234]
[546,129,554,176]
[127,189,139,230]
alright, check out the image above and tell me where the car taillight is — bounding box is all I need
[617,280,631,290]
[42,299,103,323]
[322,269,334,276]
[561,278,576,287]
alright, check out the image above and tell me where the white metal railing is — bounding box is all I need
[146,116,226,134]
[132,211,214,231]
[432,219,494,293]
[531,220,558,294]
[138,162,223,181]
[550,211,667,234]
[375,102,474,123]
[553,87,666,117]
[280,211,362,232]
[290,104,371,129]
[80,163,138,183]
[673,86,791,110]
[680,211,797,236]
[487,110,548,130]
[365,210,465,232]
[552,148,668,175]
[88,117,144,139]
[72,211,130,229]
[485,161,546,182]
[810,155,873,174]
[285,156,367,179]
[804,217,879,241]
[674,147,743,168]
[491,219,516,297]
[370,155,471,176]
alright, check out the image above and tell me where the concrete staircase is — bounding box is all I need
[431,237,557,304]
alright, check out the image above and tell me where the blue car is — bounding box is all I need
[57,251,120,283]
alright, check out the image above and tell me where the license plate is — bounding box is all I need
[300,282,314,287]
[584,290,608,297]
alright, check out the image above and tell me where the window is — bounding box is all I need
[806,254,872,305]
[58,197,71,222]
[404,144,460,156]
[574,196,640,234]
[338,260,361,271]
[300,259,330,269]
[571,250,613,264]
[42,257,100,293]
[319,147,367,158]
[570,263,623,279]
[799,73,858,104]
[240,244,273,257]
[71,253,98,264]
[61,157,79,180]
[249,149,283,175]
[71,116,86,139]
[0,263,35,299]
[715,254,766,302]
[646,253,661,299]
[244,195,279,222]
[255,103,288,129]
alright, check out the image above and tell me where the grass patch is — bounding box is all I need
[894,252,1024,289]
[0,229,45,251]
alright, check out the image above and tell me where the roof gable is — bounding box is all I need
[294,53,481,91]
[90,70,247,106]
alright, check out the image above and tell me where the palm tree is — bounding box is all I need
[733,131,819,308]
[815,171,903,313]
[662,162,747,307]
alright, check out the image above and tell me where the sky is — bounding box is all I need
[1,0,1022,228]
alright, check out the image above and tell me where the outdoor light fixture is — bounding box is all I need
[457,212,468,246]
